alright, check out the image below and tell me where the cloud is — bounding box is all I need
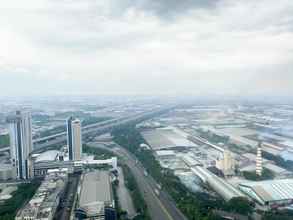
[0,0,293,96]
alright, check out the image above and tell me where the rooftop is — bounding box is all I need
[239,179,293,204]
[142,127,196,150]
[79,171,113,215]
[35,150,60,163]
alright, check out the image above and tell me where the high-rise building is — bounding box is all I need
[7,111,33,180]
[67,116,74,160]
[256,142,263,176]
[67,117,82,161]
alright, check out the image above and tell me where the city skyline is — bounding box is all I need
[0,0,293,97]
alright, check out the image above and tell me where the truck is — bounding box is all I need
[154,188,160,196]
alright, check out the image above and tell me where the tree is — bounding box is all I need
[226,197,253,215]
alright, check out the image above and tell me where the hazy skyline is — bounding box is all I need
[0,0,293,97]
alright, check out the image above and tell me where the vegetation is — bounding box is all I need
[243,168,275,181]
[112,181,129,220]
[32,114,51,125]
[197,129,230,144]
[262,210,293,220]
[225,197,253,215]
[81,116,112,126]
[122,165,150,220]
[83,144,115,160]
[0,134,9,148]
[0,181,40,220]
[111,125,253,220]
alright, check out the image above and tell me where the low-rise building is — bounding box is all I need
[75,171,115,220]
[239,179,293,209]
[16,172,67,220]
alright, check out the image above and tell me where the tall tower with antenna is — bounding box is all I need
[256,142,263,176]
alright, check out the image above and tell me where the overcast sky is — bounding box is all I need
[0,0,293,97]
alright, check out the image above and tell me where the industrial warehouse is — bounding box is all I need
[75,171,115,220]
[239,179,293,208]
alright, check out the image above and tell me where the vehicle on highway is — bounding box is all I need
[155,188,160,196]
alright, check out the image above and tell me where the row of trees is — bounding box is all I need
[121,165,151,220]
[242,167,275,181]
[111,125,253,220]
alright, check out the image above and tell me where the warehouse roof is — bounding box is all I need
[142,127,196,150]
[35,150,59,163]
[79,171,113,215]
[239,179,293,204]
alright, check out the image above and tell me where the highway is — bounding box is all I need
[32,106,174,152]
[88,142,187,220]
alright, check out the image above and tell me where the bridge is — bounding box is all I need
[32,106,174,153]
[34,157,118,177]
[0,106,174,154]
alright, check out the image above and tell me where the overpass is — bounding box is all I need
[0,106,174,154]
[33,157,118,177]
[32,106,174,153]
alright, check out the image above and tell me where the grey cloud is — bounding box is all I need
[130,0,219,18]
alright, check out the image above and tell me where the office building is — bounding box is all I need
[67,117,82,161]
[7,111,33,180]
[256,142,263,176]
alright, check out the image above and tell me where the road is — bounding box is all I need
[88,142,187,220]
[32,106,174,152]
[116,167,136,218]
[54,173,80,220]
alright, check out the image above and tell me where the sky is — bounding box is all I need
[0,0,293,97]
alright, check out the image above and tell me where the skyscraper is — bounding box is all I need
[256,142,263,176]
[67,117,82,161]
[67,116,74,160]
[7,111,33,180]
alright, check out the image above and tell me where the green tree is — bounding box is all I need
[226,197,253,215]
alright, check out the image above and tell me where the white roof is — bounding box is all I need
[240,179,293,203]
[142,128,196,150]
[156,150,176,156]
[35,150,59,163]
[79,171,112,208]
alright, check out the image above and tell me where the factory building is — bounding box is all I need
[239,179,293,209]
[6,111,33,180]
[67,117,82,161]
[76,171,116,220]
[216,150,235,176]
